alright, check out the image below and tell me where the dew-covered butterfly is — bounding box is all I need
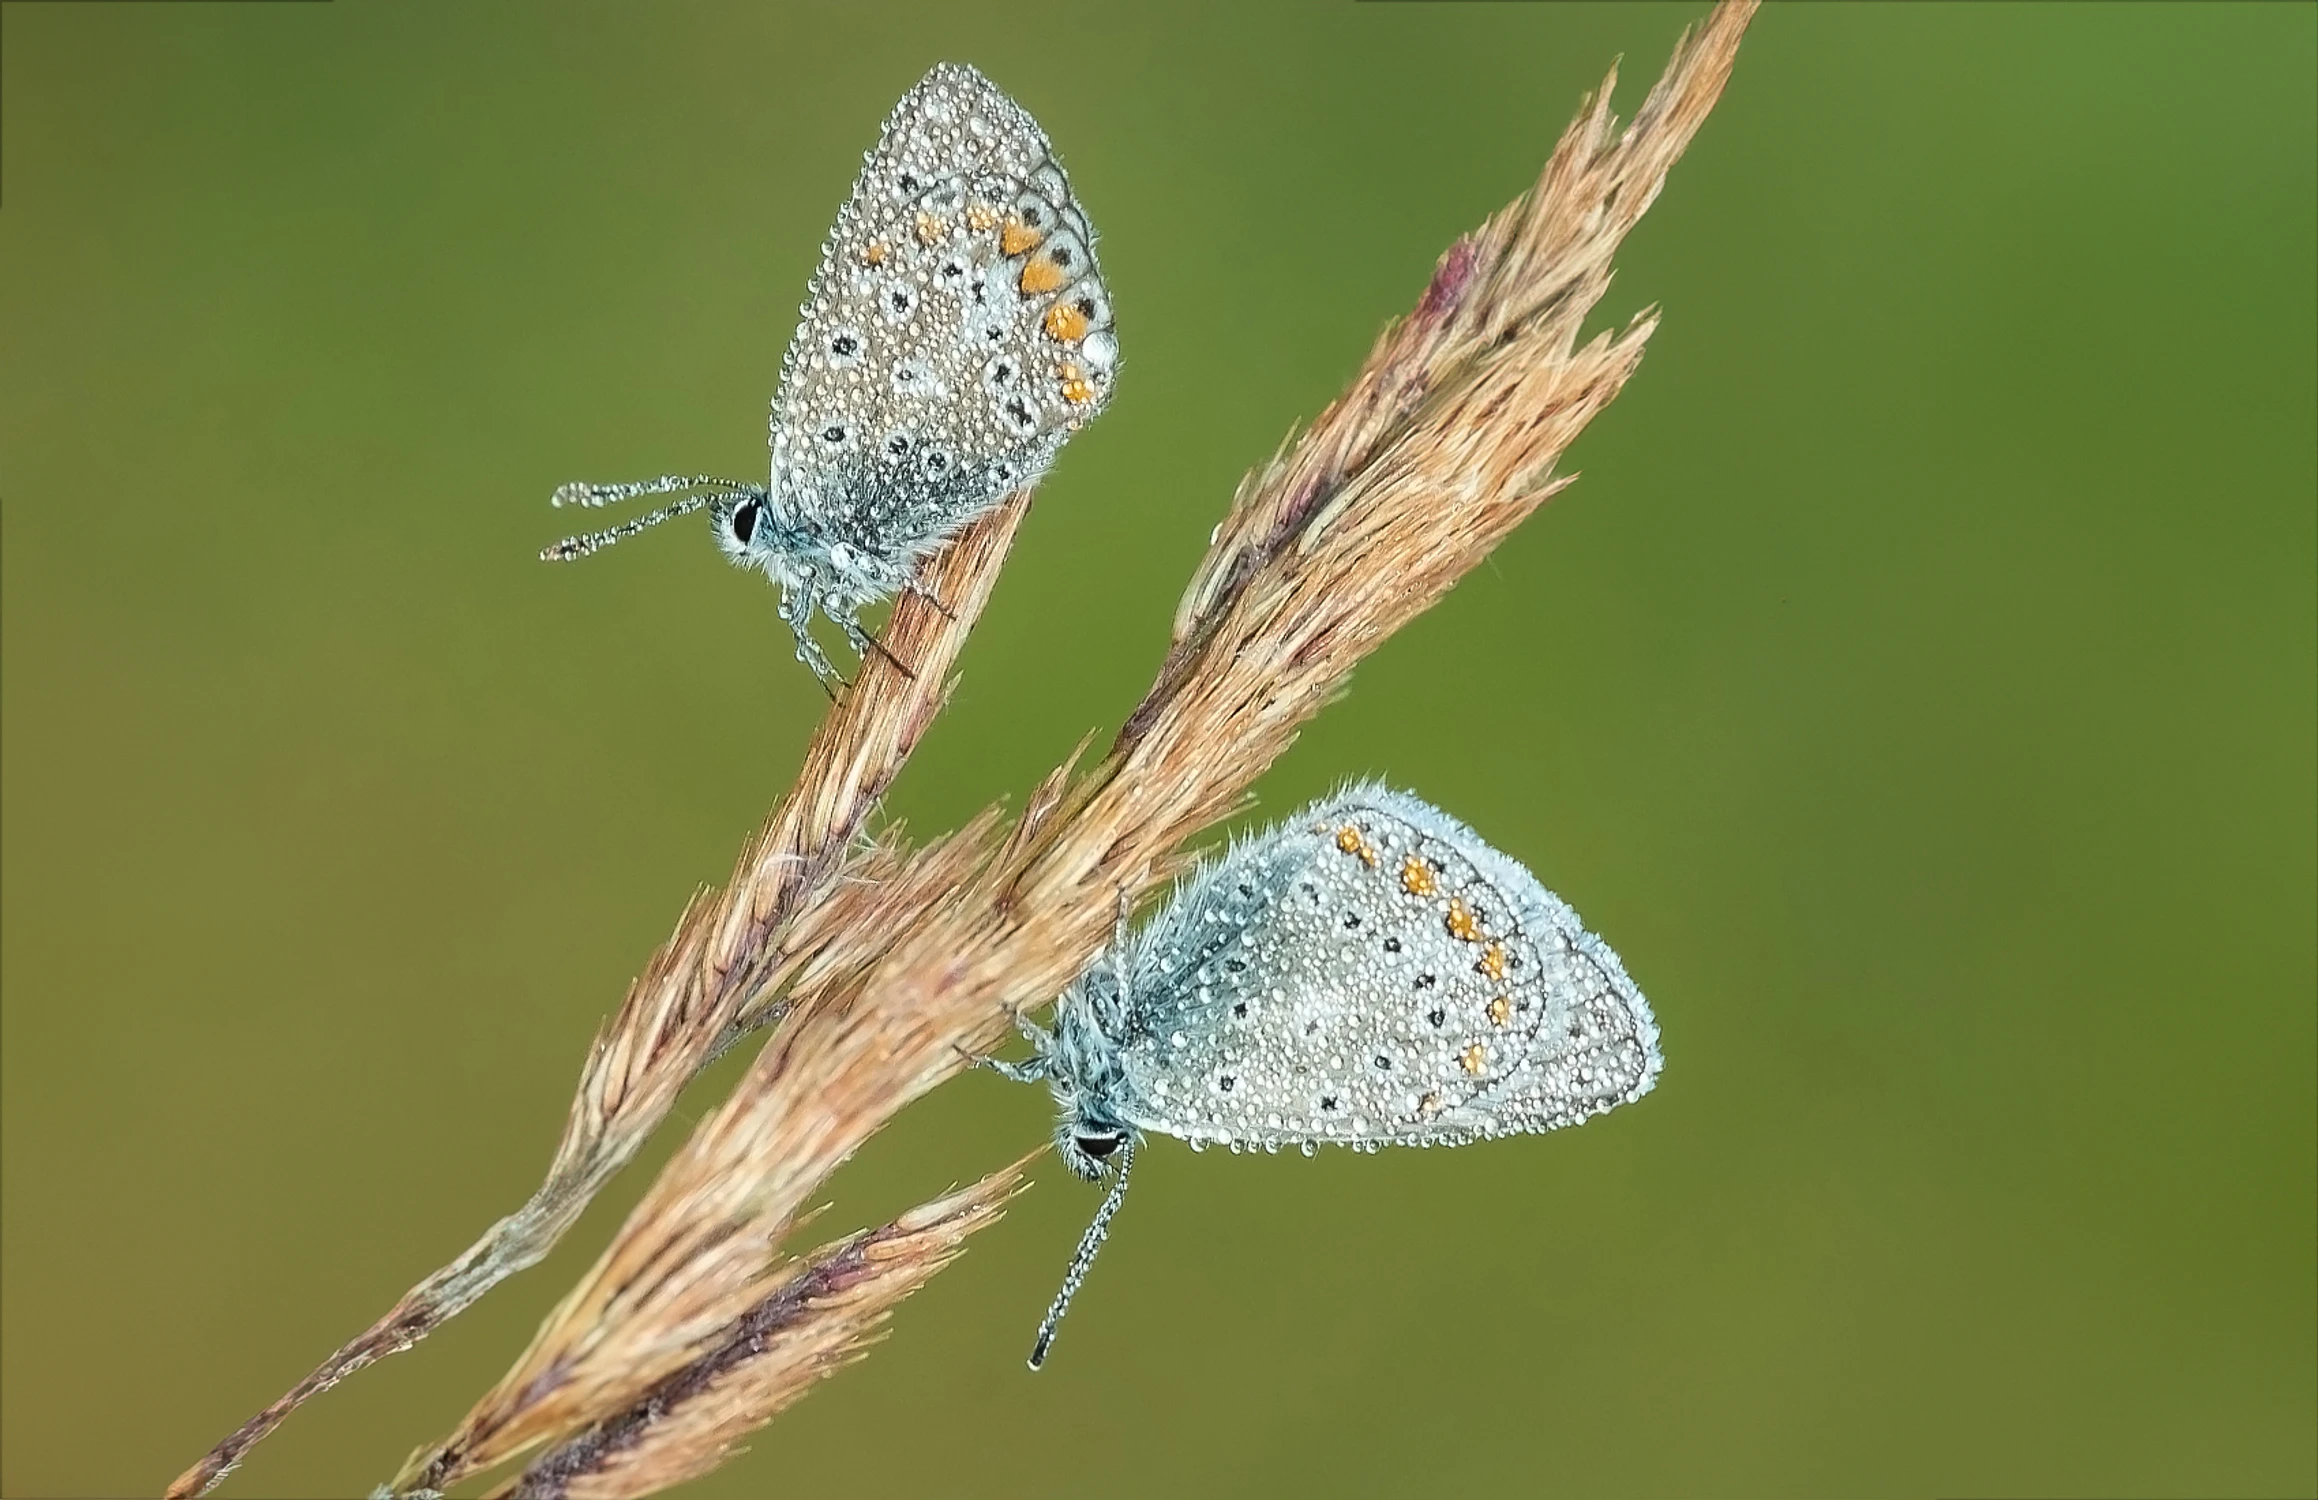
[544,63,1116,687]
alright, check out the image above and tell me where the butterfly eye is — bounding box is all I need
[730,499,761,547]
[1074,1130,1124,1159]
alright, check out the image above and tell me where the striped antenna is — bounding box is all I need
[541,494,713,562]
[1028,1139,1136,1369]
[550,474,752,509]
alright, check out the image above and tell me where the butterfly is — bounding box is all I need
[543,63,1116,688]
[986,782,1662,1365]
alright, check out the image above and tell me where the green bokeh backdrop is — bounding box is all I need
[4,4,2312,1496]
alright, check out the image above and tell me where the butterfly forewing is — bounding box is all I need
[771,64,1116,562]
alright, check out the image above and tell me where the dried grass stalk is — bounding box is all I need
[378,5,1757,1494]
[489,1161,1029,1500]
[169,496,1036,1500]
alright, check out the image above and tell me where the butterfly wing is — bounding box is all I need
[770,64,1117,565]
[1112,784,1660,1151]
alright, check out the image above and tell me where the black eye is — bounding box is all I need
[1075,1131,1122,1159]
[730,500,760,546]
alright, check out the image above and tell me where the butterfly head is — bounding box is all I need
[709,489,793,577]
[1038,970,1138,1181]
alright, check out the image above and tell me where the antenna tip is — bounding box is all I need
[551,483,601,509]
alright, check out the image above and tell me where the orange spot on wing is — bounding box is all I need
[1000,218,1044,256]
[1401,857,1437,898]
[1478,943,1508,982]
[1044,301,1090,342]
[1019,253,1068,296]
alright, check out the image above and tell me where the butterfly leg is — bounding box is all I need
[779,581,847,697]
[1108,885,1135,1005]
[903,574,957,622]
[969,1051,1050,1086]
[1010,1004,1053,1051]
[956,1009,1051,1084]
[839,614,918,683]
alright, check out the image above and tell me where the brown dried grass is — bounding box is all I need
[169,5,1756,1495]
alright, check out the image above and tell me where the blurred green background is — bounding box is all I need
[4,3,2311,1496]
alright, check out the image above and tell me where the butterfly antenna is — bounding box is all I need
[550,474,753,510]
[1029,1139,1135,1370]
[540,494,713,562]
